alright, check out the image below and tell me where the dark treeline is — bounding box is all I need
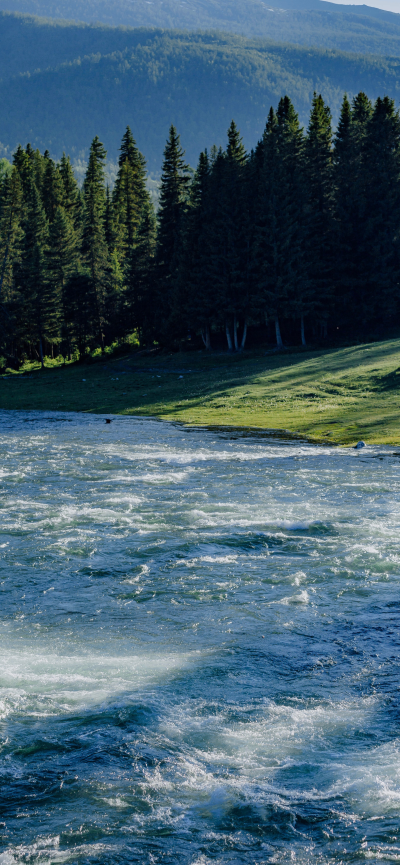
[1,89,400,367]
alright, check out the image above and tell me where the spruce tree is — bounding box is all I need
[125,200,157,344]
[254,99,306,347]
[113,127,150,259]
[361,97,400,328]
[59,153,82,231]
[176,150,215,349]
[304,93,334,339]
[15,184,60,365]
[42,154,65,223]
[155,125,190,341]
[204,123,248,350]
[82,136,110,350]
[0,168,23,307]
[0,168,23,358]
[47,206,80,360]
[222,120,248,350]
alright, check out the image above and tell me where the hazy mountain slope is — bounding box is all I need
[0,29,399,172]
[3,11,400,82]
[0,13,154,78]
[0,0,400,56]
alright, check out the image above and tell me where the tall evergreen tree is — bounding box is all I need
[155,125,190,341]
[221,120,249,350]
[254,99,306,347]
[176,150,216,348]
[113,127,150,259]
[42,154,65,223]
[59,153,82,231]
[82,136,109,350]
[304,93,334,339]
[333,92,373,329]
[125,200,157,343]
[361,97,400,327]
[0,168,23,358]
[47,205,80,360]
[0,168,23,307]
[15,184,60,365]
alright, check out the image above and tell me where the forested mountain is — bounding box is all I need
[3,8,400,75]
[1,22,400,170]
[1,93,400,368]
[0,0,400,56]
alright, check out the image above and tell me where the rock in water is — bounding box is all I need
[354,441,366,449]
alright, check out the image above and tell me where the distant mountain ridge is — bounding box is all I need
[0,21,400,173]
[0,0,399,53]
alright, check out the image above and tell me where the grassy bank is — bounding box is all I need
[1,339,400,444]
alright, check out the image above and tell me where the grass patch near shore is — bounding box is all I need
[2,339,400,444]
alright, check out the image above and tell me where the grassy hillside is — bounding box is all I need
[1,26,400,169]
[0,0,400,56]
[2,339,400,445]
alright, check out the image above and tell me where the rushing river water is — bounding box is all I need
[1,411,400,865]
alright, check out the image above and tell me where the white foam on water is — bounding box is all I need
[271,589,311,605]
[1,411,400,860]
[175,556,239,567]
[131,696,380,816]
[0,837,113,865]
[0,649,203,717]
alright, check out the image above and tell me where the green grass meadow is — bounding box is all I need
[2,339,400,444]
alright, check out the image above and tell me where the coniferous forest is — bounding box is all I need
[1,89,400,368]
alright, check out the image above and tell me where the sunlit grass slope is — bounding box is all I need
[2,339,400,444]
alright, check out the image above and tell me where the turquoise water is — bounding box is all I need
[1,411,400,865]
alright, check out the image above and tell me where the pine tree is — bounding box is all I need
[0,168,23,359]
[13,145,33,204]
[42,154,65,223]
[155,125,190,341]
[27,144,46,195]
[0,168,23,307]
[47,206,80,360]
[82,135,110,350]
[15,184,60,365]
[361,97,400,328]
[176,150,216,349]
[59,153,82,231]
[304,93,334,339]
[333,93,372,330]
[221,120,249,350]
[253,99,306,347]
[125,200,157,343]
[113,127,150,259]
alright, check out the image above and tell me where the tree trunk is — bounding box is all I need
[275,317,283,349]
[301,314,306,347]
[39,337,44,369]
[201,325,211,350]
[225,321,233,351]
[233,313,239,351]
[240,319,248,351]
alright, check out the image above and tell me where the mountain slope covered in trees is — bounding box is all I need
[2,9,400,80]
[0,0,400,56]
[1,24,400,169]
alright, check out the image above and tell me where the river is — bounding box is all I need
[0,410,400,864]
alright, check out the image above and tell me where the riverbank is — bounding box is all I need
[1,338,400,444]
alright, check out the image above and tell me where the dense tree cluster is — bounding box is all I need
[1,90,400,366]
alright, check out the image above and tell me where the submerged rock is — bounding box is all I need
[354,440,366,449]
